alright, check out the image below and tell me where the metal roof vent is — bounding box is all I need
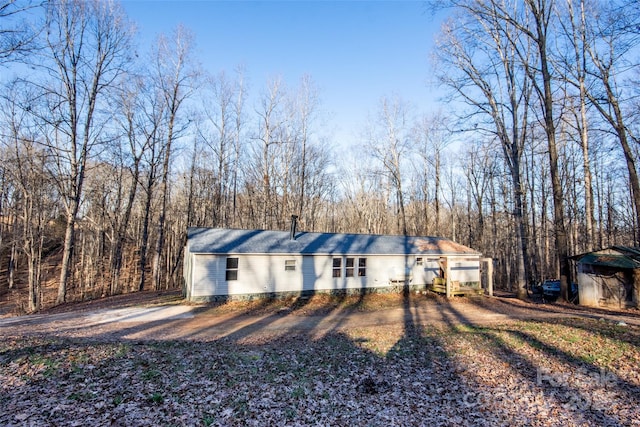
[289,215,298,240]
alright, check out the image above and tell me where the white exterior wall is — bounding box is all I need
[412,257,481,285]
[303,255,369,291]
[414,258,441,285]
[449,258,482,283]
[577,272,600,307]
[191,254,225,297]
[183,251,194,300]
[188,252,481,298]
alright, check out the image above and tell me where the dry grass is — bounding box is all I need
[193,291,442,316]
[2,314,639,426]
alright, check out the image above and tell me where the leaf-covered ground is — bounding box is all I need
[2,314,639,426]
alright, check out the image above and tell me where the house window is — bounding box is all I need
[358,258,367,276]
[225,257,238,281]
[332,258,342,278]
[346,258,355,277]
[416,257,423,266]
[285,259,296,272]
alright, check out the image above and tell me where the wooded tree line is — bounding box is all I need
[0,0,638,311]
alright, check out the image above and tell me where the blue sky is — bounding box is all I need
[122,0,445,146]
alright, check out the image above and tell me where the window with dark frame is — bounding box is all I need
[345,257,355,277]
[332,257,342,278]
[416,257,423,266]
[358,258,367,276]
[225,257,238,281]
[285,259,296,271]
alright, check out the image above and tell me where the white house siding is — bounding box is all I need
[188,252,481,299]
[191,255,226,297]
[183,251,193,300]
[411,257,480,286]
[305,254,419,290]
[450,259,482,283]
[301,255,332,291]
[237,254,304,294]
[412,258,441,285]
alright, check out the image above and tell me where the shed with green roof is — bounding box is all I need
[572,246,640,308]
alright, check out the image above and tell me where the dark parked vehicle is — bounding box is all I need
[541,279,577,299]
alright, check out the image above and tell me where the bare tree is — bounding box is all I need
[230,66,247,228]
[149,25,196,291]
[0,85,54,311]
[204,71,234,227]
[463,141,497,250]
[583,2,640,245]
[0,0,40,64]
[339,151,391,235]
[557,0,597,250]
[365,95,414,235]
[414,112,450,236]
[137,109,164,292]
[109,72,164,295]
[197,68,247,228]
[27,0,133,304]
[291,75,321,223]
[250,77,288,229]
[433,3,536,298]
[442,153,464,241]
[520,0,573,300]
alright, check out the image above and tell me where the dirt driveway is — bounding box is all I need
[1,292,639,342]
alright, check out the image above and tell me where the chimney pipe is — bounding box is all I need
[290,215,298,240]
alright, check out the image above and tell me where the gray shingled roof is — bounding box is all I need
[186,228,480,256]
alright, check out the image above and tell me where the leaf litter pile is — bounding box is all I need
[2,316,640,426]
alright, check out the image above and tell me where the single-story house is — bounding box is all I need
[572,246,640,308]
[183,223,484,301]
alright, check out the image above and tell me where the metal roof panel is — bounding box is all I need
[186,228,481,256]
[577,253,640,269]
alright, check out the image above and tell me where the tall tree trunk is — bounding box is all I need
[526,145,541,283]
[512,164,530,299]
[139,175,155,292]
[435,151,441,234]
[150,26,194,290]
[579,96,596,250]
[397,182,408,236]
[58,202,79,304]
[588,68,640,246]
[616,131,640,245]
[524,0,572,301]
[543,87,571,300]
[8,229,16,289]
[111,163,139,295]
[27,232,43,313]
[152,140,172,291]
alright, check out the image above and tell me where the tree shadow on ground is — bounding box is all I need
[464,295,640,349]
[1,291,481,425]
[437,298,640,426]
[3,293,640,425]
